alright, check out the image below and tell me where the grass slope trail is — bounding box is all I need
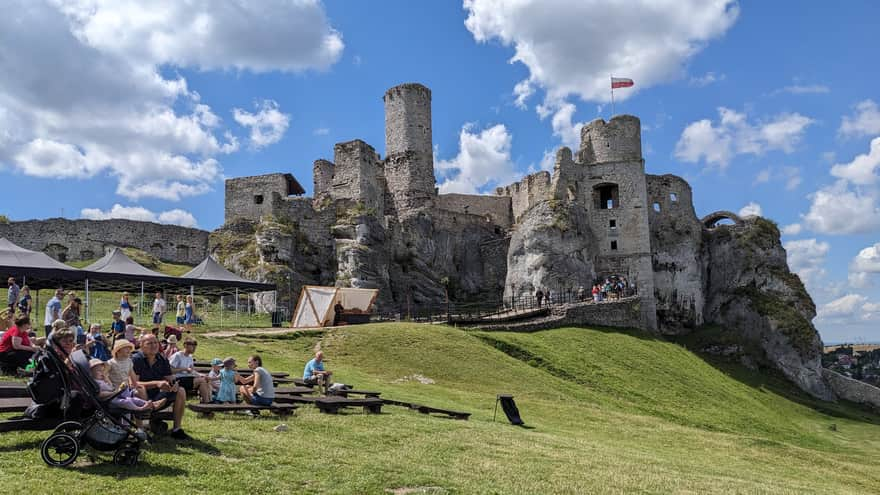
[0,323,878,494]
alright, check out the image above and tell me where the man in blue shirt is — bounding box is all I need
[303,351,332,391]
[44,288,63,337]
[132,334,190,440]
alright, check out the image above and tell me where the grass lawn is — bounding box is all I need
[1,323,878,494]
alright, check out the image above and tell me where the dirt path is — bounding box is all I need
[202,327,325,338]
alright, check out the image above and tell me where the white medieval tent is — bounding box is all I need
[291,286,378,328]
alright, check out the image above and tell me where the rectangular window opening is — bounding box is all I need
[611,240,618,250]
[254,194,264,205]
[609,219,617,229]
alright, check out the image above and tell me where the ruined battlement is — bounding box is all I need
[577,115,642,164]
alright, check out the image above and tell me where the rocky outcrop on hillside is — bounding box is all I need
[702,218,832,400]
[504,200,596,299]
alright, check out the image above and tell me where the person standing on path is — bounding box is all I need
[44,289,63,337]
[152,291,167,326]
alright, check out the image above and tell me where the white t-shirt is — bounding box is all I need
[169,351,195,378]
[153,298,166,314]
[108,358,133,389]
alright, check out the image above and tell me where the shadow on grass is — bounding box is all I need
[671,331,880,426]
[149,436,222,456]
[0,438,42,452]
[75,459,188,478]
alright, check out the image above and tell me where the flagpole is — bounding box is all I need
[610,75,615,117]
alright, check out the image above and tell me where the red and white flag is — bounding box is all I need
[611,77,634,89]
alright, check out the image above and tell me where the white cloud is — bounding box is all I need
[848,242,880,288]
[839,100,880,138]
[52,0,343,72]
[738,202,762,217]
[775,84,830,95]
[81,204,198,227]
[689,72,726,87]
[436,124,517,194]
[782,223,802,236]
[817,294,868,320]
[313,127,330,136]
[784,238,829,290]
[830,137,880,185]
[754,168,771,185]
[0,1,341,201]
[675,108,814,168]
[233,100,291,149]
[802,180,880,235]
[752,166,802,190]
[464,0,738,105]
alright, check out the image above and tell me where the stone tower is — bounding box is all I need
[383,83,436,215]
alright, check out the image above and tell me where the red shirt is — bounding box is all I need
[0,326,31,353]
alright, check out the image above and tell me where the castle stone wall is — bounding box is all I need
[495,171,552,222]
[313,159,335,204]
[384,83,436,214]
[331,140,384,214]
[0,218,208,264]
[226,173,292,222]
[578,115,642,164]
[437,193,512,228]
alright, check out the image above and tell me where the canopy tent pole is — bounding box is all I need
[85,278,90,324]
[220,294,223,328]
[273,290,277,327]
[235,288,239,327]
[140,282,144,321]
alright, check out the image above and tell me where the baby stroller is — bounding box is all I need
[38,349,146,467]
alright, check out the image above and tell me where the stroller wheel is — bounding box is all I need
[41,432,79,467]
[113,446,140,466]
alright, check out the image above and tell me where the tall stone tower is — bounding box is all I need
[383,83,436,215]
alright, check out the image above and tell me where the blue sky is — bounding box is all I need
[1,1,878,342]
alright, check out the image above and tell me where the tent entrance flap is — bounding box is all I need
[292,286,379,328]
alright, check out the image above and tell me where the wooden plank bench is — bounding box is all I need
[272,395,319,405]
[275,386,316,396]
[0,382,29,399]
[187,402,297,419]
[382,399,470,420]
[0,397,32,413]
[314,396,382,414]
[329,389,381,398]
[193,366,290,378]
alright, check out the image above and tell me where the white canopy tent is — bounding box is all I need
[292,286,378,328]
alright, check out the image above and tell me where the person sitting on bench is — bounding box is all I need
[0,315,39,373]
[239,354,275,406]
[333,301,345,326]
[303,351,332,391]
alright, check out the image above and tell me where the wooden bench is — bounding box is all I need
[275,386,316,396]
[192,366,289,378]
[187,402,297,419]
[0,397,32,413]
[329,389,381,398]
[272,395,319,405]
[0,382,29,399]
[382,399,470,420]
[314,396,382,414]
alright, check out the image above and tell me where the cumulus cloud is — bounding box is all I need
[781,223,802,236]
[233,100,291,149]
[774,84,830,95]
[848,242,880,288]
[738,202,762,217]
[81,204,198,227]
[0,1,341,201]
[830,137,880,185]
[675,108,814,168]
[436,123,517,194]
[817,294,868,320]
[839,100,880,138]
[464,0,738,105]
[784,238,829,290]
[753,166,802,190]
[802,180,880,235]
[52,0,343,72]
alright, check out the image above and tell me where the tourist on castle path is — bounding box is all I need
[7,277,20,313]
[44,288,63,337]
[535,289,544,307]
[577,286,586,302]
[152,291,167,325]
[17,286,31,318]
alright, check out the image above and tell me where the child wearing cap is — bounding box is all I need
[215,357,251,403]
[90,358,165,411]
[108,339,141,392]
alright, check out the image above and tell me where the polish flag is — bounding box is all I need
[611,77,634,89]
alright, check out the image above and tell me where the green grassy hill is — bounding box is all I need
[1,323,879,494]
